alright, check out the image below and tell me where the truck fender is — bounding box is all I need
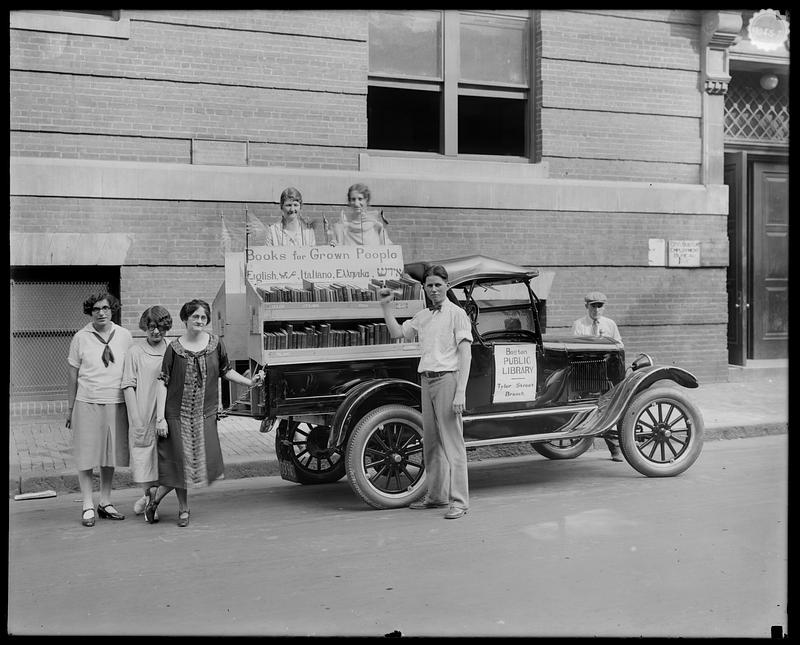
[327,378,421,450]
[570,365,699,436]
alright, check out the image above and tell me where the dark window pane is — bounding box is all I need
[458,95,525,156]
[368,86,441,153]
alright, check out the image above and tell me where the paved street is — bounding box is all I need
[8,434,787,638]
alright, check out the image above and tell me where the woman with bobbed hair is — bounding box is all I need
[247,186,318,246]
[146,299,264,527]
[121,305,173,520]
[327,182,393,246]
[67,291,133,527]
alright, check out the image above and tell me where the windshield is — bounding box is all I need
[452,282,536,334]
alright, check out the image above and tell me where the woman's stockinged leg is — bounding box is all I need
[153,485,174,505]
[99,466,115,507]
[176,488,188,513]
[77,469,95,512]
[175,488,190,527]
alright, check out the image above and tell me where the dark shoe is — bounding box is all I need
[610,449,624,462]
[81,507,96,527]
[409,499,449,510]
[444,507,468,520]
[97,504,125,520]
[144,496,160,524]
[177,510,190,528]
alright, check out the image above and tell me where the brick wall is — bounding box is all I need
[120,265,225,336]
[381,208,727,268]
[10,10,368,169]
[539,10,702,183]
[10,132,191,164]
[9,9,734,383]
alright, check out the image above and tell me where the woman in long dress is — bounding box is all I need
[121,305,173,520]
[146,299,263,527]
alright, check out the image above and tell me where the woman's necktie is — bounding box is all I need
[91,330,116,367]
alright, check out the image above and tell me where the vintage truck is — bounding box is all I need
[237,254,704,509]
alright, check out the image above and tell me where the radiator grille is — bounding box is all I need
[568,359,611,400]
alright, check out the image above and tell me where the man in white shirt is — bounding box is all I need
[380,265,472,519]
[571,291,622,344]
[571,291,623,461]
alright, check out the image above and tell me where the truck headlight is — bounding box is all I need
[631,353,653,371]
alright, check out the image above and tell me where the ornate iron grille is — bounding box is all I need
[725,73,789,143]
[10,279,110,399]
[568,359,611,401]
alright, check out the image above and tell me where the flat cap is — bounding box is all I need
[584,291,607,305]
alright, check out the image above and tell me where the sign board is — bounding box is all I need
[245,244,406,288]
[493,344,538,403]
[667,240,701,267]
[648,238,666,266]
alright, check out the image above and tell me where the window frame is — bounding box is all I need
[367,9,536,160]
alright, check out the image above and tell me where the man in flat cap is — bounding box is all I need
[571,291,624,461]
[571,291,622,344]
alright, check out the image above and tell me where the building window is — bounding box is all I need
[725,70,789,144]
[368,10,533,158]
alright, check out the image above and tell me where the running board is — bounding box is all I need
[463,404,599,448]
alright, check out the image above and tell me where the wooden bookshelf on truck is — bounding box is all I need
[244,244,424,368]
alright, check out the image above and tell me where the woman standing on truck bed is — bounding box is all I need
[327,183,392,246]
[146,299,263,527]
[248,186,318,247]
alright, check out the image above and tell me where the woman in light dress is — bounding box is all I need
[327,183,392,246]
[122,305,173,520]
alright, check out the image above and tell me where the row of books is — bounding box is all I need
[263,322,402,350]
[256,277,422,303]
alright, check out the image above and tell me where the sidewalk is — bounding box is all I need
[8,372,788,497]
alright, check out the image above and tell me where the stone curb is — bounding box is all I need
[8,423,787,497]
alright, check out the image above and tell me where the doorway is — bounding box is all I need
[724,153,788,364]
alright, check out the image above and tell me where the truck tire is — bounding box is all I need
[276,420,346,485]
[346,404,427,509]
[532,436,594,460]
[618,386,704,477]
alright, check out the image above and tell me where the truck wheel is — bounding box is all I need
[346,404,426,509]
[276,420,345,485]
[618,386,704,477]
[532,437,594,460]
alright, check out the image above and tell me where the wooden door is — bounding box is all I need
[724,152,746,365]
[750,161,788,358]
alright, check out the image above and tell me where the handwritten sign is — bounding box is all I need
[667,240,701,267]
[493,344,538,403]
[245,244,405,287]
